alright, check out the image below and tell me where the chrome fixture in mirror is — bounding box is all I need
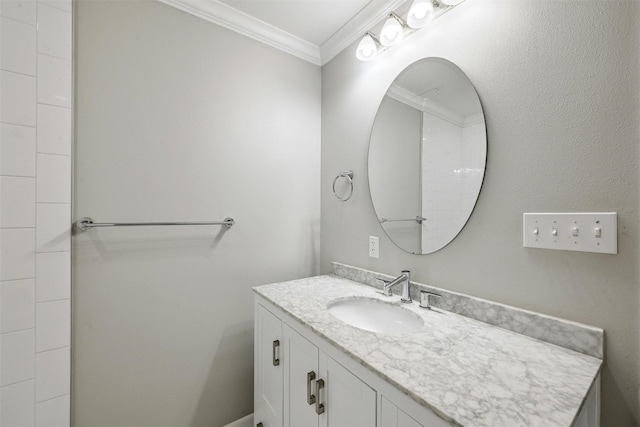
[368,57,486,254]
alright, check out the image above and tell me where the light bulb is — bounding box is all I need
[440,0,464,5]
[380,15,405,47]
[407,0,435,28]
[356,34,378,61]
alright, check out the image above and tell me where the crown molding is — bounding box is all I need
[158,0,408,66]
[158,0,322,65]
[157,0,461,66]
[388,83,467,127]
[387,83,424,111]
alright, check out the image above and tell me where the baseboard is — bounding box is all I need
[223,413,253,427]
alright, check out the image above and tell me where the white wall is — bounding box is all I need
[73,1,320,426]
[321,1,639,425]
[0,0,72,425]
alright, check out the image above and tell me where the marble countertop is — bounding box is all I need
[254,274,602,427]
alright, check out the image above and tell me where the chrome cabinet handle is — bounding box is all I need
[272,340,280,366]
[315,379,325,414]
[307,371,316,405]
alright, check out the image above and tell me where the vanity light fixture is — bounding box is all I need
[406,0,435,28]
[380,12,406,46]
[356,32,380,61]
[356,0,465,61]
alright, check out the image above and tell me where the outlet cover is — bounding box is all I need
[369,236,379,258]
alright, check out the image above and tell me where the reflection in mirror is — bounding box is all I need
[368,57,486,254]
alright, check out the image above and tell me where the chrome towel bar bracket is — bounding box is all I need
[76,217,235,232]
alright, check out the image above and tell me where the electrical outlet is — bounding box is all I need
[369,236,379,258]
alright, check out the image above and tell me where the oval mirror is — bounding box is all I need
[368,58,486,254]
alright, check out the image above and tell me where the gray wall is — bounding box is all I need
[321,1,639,425]
[73,1,320,426]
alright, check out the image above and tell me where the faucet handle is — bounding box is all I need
[419,290,441,310]
[375,277,392,296]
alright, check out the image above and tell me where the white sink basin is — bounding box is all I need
[327,298,424,334]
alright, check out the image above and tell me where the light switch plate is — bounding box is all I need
[523,213,617,254]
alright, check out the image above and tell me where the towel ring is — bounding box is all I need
[333,170,354,202]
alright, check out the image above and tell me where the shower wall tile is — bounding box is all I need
[36,154,71,203]
[1,329,35,386]
[36,204,70,252]
[35,252,70,302]
[36,300,70,352]
[35,347,70,402]
[39,0,71,13]
[1,380,35,427]
[36,54,71,108]
[36,4,71,60]
[1,70,37,126]
[1,2,72,424]
[1,279,35,333]
[0,0,37,25]
[0,124,37,176]
[35,394,70,427]
[0,16,37,75]
[37,105,71,156]
[0,176,36,227]
[0,229,36,280]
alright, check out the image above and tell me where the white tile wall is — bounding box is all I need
[35,252,70,302]
[1,381,36,426]
[36,154,71,203]
[36,203,71,252]
[39,0,71,13]
[0,17,36,75]
[0,1,37,25]
[1,70,37,126]
[1,330,35,386]
[1,0,72,424]
[35,394,70,427]
[0,229,36,280]
[1,279,35,333]
[35,347,70,402]
[36,54,71,108]
[0,176,36,227]
[37,105,71,155]
[0,124,37,176]
[36,5,71,60]
[35,300,70,352]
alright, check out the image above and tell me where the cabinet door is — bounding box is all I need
[283,325,319,427]
[381,396,423,427]
[320,355,376,427]
[255,305,283,427]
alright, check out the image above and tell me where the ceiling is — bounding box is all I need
[157,0,406,65]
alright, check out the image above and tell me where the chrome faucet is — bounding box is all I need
[377,270,412,303]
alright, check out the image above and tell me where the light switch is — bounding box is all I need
[523,213,617,254]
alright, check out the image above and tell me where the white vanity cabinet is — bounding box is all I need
[254,303,284,427]
[283,323,376,427]
[255,302,376,427]
[254,297,449,427]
